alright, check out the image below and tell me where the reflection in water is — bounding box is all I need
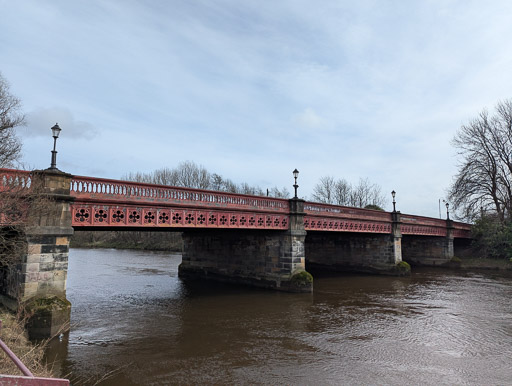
[46,249,512,385]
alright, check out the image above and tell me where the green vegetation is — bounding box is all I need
[471,216,512,260]
[394,261,411,275]
[458,257,512,271]
[25,296,71,316]
[290,271,313,288]
[364,204,384,211]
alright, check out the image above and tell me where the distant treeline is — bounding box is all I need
[71,231,183,251]
[122,160,291,198]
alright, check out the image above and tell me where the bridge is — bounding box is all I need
[1,168,471,337]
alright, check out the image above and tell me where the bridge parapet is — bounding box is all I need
[303,202,392,233]
[70,175,288,212]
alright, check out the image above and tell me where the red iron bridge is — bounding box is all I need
[1,168,472,316]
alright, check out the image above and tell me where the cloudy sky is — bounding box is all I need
[1,0,512,217]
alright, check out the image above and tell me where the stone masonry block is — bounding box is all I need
[55,236,69,245]
[22,263,40,273]
[27,244,42,255]
[22,282,39,299]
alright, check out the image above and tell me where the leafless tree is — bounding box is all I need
[312,176,336,204]
[449,99,512,221]
[0,72,25,167]
[333,178,352,206]
[123,161,289,198]
[312,175,385,208]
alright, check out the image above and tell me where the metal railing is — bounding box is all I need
[0,320,70,385]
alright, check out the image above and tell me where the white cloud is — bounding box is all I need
[24,107,98,139]
[293,108,326,129]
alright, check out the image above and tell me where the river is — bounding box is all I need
[46,248,512,385]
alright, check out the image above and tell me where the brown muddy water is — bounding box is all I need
[46,248,512,385]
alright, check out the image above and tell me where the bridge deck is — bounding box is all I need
[0,169,472,238]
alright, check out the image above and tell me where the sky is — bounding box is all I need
[1,0,512,218]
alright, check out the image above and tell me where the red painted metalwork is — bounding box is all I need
[304,203,393,233]
[70,175,288,212]
[0,169,32,192]
[69,175,289,230]
[71,203,289,230]
[0,168,472,237]
[0,321,70,385]
[400,214,448,236]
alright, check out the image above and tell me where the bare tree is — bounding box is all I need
[0,72,25,167]
[312,175,385,208]
[350,178,385,208]
[334,178,352,206]
[449,99,512,221]
[312,176,336,204]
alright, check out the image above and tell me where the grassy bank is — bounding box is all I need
[458,257,512,271]
[0,307,55,377]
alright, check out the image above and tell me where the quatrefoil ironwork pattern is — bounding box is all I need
[75,208,90,222]
[94,209,108,223]
[112,210,125,223]
[144,211,155,224]
[185,214,194,224]
[129,211,140,223]
[230,216,237,225]
[172,213,182,224]
[198,214,206,224]
[159,212,169,224]
[208,214,217,224]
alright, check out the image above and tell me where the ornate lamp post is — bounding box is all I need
[49,123,62,170]
[292,169,299,199]
[446,202,450,220]
[391,190,396,212]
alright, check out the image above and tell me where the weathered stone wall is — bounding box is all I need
[401,235,453,265]
[305,232,401,273]
[179,228,310,292]
[0,169,73,338]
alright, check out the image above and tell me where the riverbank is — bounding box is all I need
[70,230,183,252]
[0,307,55,377]
[458,257,512,271]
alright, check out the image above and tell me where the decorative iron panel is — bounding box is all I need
[71,203,289,230]
[304,215,392,233]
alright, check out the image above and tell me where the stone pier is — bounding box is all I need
[179,198,313,292]
[305,211,404,274]
[0,169,73,339]
[401,220,454,266]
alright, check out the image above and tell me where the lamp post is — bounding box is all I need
[49,123,62,170]
[446,202,450,220]
[391,190,396,212]
[292,169,299,199]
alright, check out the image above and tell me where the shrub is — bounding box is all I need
[471,216,512,259]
